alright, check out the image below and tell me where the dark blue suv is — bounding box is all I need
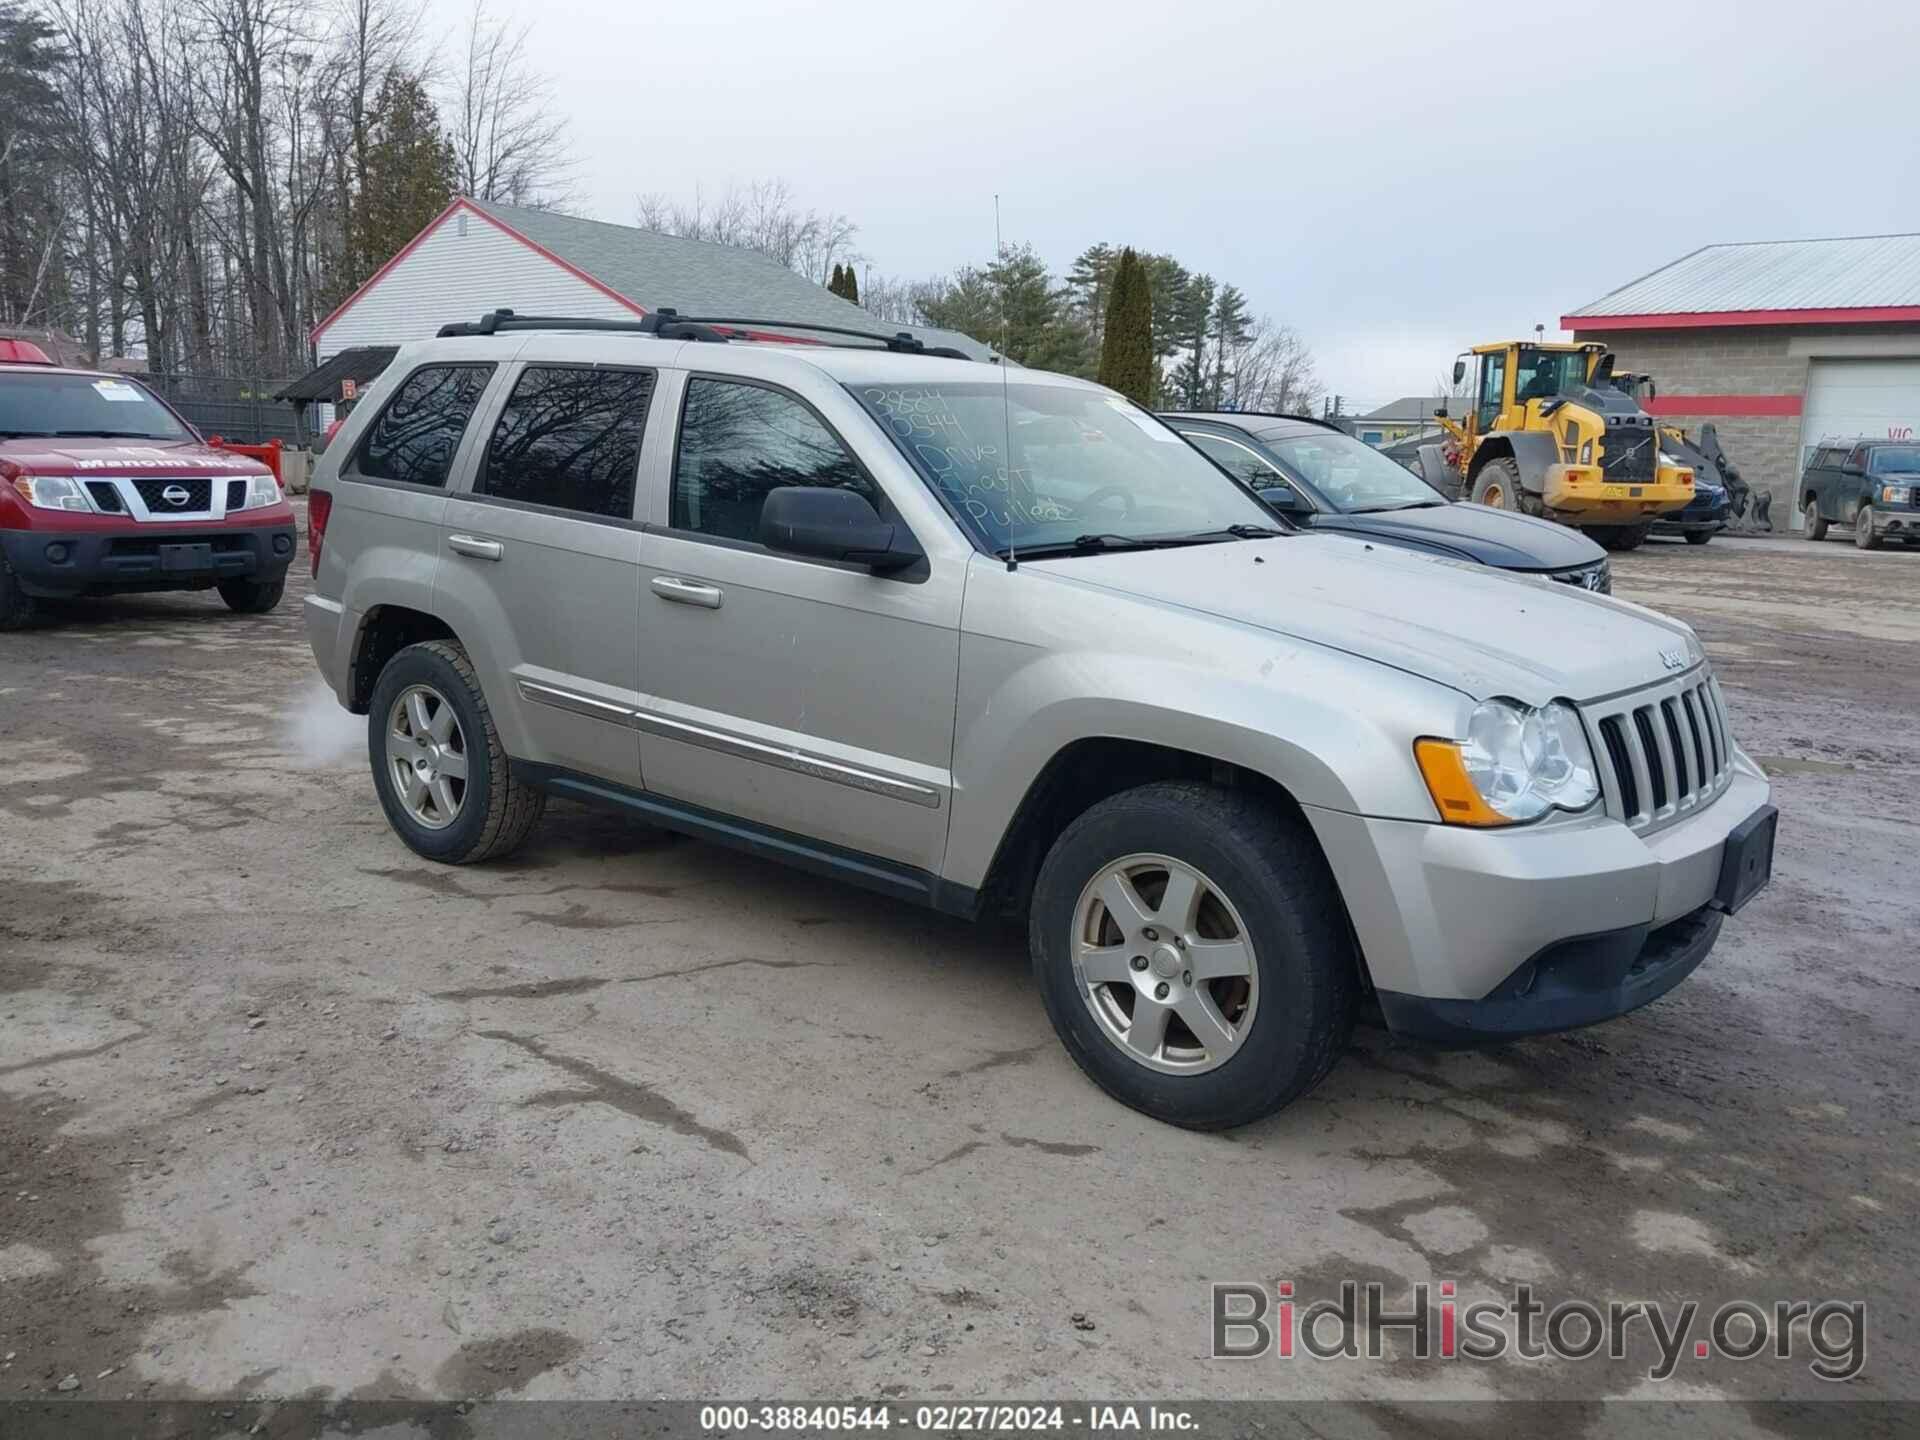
[1799,440,1920,550]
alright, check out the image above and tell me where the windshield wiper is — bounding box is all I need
[51,429,176,440]
[0,430,55,439]
[1163,523,1290,541]
[1003,532,1215,559]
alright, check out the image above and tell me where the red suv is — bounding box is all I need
[0,344,297,629]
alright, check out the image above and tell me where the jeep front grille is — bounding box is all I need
[1586,671,1733,833]
[1600,419,1657,483]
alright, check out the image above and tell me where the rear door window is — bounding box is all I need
[478,365,655,520]
[355,364,494,488]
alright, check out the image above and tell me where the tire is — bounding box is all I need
[1855,507,1882,551]
[0,556,35,631]
[217,576,285,614]
[1803,498,1827,541]
[1684,530,1712,546]
[1469,457,1525,513]
[1596,523,1651,552]
[366,639,545,864]
[1029,781,1358,1130]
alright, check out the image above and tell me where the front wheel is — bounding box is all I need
[0,557,36,631]
[1029,782,1358,1130]
[1684,530,1713,546]
[1855,507,1882,551]
[217,576,285,614]
[367,639,545,864]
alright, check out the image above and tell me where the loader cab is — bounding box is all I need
[1449,342,1610,443]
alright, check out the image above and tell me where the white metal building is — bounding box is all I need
[1564,233,1920,523]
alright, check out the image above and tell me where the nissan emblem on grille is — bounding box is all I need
[161,485,191,507]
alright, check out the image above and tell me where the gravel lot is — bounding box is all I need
[2,526,1916,1413]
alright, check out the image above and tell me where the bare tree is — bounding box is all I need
[449,0,572,207]
[1228,317,1323,415]
[634,178,861,284]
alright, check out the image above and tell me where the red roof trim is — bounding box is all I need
[1644,394,1803,418]
[1563,305,1920,332]
[309,197,646,346]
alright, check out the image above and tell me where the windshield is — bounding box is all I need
[1513,347,1591,404]
[0,372,190,441]
[1261,430,1448,513]
[1869,446,1920,474]
[852,381,1277,554]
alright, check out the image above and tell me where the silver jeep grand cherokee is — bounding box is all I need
[304,311,1777,1130]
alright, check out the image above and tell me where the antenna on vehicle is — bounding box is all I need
[996,194,1017,573]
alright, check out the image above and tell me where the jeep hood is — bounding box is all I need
[1025,533,1697,705]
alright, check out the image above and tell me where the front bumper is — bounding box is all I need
[1,522,296,597]
[1306,753,1772,1042]
[1654,491,1730,534]
[1864,504,1919,537]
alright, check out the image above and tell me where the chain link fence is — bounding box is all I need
[138,373,305,447]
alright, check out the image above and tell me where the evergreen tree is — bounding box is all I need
[828,262,845,297]
[842,265,859,305]
[1097,248,1154,407]
[352,69,457,293]
[1065,243,1117,349]
[1207,284,1253,408]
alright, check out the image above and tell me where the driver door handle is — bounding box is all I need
[448,534,504,561]
[651,576,723,609]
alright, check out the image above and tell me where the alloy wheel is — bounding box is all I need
[1070,853,1259,1075]
[386,684,468,830]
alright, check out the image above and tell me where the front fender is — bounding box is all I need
[942,625,1461,891]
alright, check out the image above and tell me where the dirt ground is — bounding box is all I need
[2,525,1916,1420]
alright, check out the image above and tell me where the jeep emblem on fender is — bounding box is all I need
[161,484,191,507]
[1660,648,1687,671]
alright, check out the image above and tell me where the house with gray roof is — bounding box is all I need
[310,196,992,364]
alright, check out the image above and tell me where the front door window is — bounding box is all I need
[1476,352,1507,434]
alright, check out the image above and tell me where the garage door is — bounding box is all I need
[1802,358,1920,463]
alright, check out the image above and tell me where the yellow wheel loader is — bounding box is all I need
[1413,342,1694,550]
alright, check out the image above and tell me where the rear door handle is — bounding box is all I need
[651,576,723,609]
[449,534,503,561]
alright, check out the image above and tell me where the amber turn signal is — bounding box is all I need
[1413,738,1511,828]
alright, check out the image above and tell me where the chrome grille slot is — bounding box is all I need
[1584,669,1735,833]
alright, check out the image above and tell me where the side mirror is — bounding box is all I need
[759,486,922,573]
[1258,483,1309,514]
[1644,379,1657,399]
[1434,404,1448,419]
[1451,359,1467,386]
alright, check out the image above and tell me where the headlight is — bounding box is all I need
[235,474,282,510]
[1883,484,1912,506]
[1416,699,1600,826]
[1579,440,1593,464]
[8,475,92,513]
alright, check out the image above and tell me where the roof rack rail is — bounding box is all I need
[435,307,977,360]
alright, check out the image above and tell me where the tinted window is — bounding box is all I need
[480,366,653,518]
[672,379,877,542]
[357,365,492,488]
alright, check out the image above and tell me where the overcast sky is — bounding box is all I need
[424,0,1918,414]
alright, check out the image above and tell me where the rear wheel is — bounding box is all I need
[1803,498,1827,541]
[1029,781,1357,1130]
[0,557,35,631]
[1596,523,1651,551]
[217,576,285,614]
[1855,507,1882,551]
[1469,457,1525,512]
[367,639,545,864]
